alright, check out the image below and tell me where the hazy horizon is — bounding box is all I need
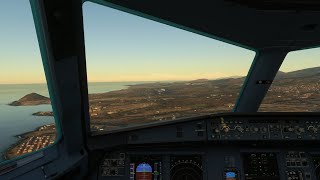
[1,65,320,85]
[0,76,238,85]
[1,63,319,85]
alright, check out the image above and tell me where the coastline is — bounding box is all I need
[2,123,56,160]
[2,136,25,160]
[32,111,53,116]
[2,73,320,159]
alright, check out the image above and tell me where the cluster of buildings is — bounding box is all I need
[90,105,103,116]
[13,125,56,156]
[16,135,55,155]
[39,124,55,131]
[269,83,319,98]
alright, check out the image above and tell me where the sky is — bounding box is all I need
[0,1,318,84]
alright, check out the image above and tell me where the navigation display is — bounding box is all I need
[170,155,203,180]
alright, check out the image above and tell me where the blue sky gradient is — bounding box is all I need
[0,1,318,84]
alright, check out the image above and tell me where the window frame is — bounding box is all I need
[258,47,320,112]
[0,0,62,173]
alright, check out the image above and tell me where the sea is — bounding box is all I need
[0,82,147,162]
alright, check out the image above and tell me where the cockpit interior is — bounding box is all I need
[0,0,320,180]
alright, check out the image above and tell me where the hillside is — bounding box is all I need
[88,67,319,132]
[8,67,320,132]
[9,93,51,106]
[276,66,320,79]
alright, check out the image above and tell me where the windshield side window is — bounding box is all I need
[259,48,320,112]
[0,1,58,163]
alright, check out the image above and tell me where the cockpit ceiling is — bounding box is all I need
[227,0,320,11]
[97,0,320,50]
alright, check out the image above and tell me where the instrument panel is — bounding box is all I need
[210,117,320,141]
[99,152,205,180]
[93,113,320,180]
[98,150,320,180]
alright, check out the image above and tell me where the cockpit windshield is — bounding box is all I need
[259,48,320,112]
[82,2,256,134]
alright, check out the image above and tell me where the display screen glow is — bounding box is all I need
[136,163,152,172]
[226,172,236,178]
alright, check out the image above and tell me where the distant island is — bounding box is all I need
[32,111,53,116]
[9,93,50,106]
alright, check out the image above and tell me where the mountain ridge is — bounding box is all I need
[276,66,320,79]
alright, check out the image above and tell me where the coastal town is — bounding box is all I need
[4,124,56,160]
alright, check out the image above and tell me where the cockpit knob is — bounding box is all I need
[214,128,220,133]
[260,127,268,133]
[309,126,318,133]
[251,127,259,132]
[236,126,244,132]
[297,127,305,133]
[222,126,230,133]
